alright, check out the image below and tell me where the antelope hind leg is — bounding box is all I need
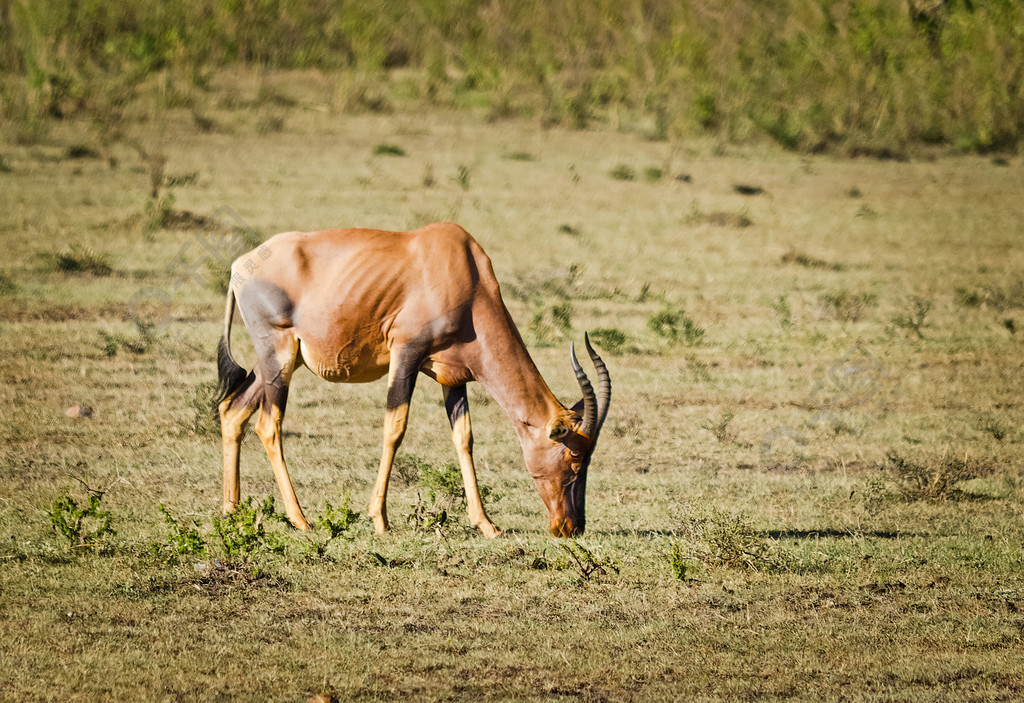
[219,370,260,514]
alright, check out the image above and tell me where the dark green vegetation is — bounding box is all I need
[2,12,1024,700]
[3,1,1024,154]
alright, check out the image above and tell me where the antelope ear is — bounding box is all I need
[547,418,570,440]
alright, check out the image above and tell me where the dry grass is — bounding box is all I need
[1,71,1023,701]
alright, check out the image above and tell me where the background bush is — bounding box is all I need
[2,0,1022,153]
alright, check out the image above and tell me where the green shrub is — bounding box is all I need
[418,462,465,504]
[3,1,1024,154]
[818,290,877,322]
[648,307,704,345]
[588,328,627,354]
[558,541,619,582]
[675,508,794,573]
[891,296,932,338]
[301,497,361,560]
[373,143,405,156]
[153,504,206,562]
[883,450,991,502]
[98,321,156,357]
[212,497,286,561]
[39,245,113,276]
[609,164,635,181]
[48,480,115,552]
[781,249,844,271]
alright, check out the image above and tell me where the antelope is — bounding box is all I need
[215,222,611,538]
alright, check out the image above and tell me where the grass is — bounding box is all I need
[1,73,1024,701]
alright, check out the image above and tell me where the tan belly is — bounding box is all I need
[298,338,389,383]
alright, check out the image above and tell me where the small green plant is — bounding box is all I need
[557,223,580,236]
[144,192,176,233]
[165,172,198,187]
[702,410,735,443]
[770,294,792,329]
[883,449,990,501]
[550,302,573,331]
[503,151,535,161]
[781,249,844,271]
[373,143,406,157]
[212,497,286,561]
[668,542,698,581]
[588,328,627,354]
[48,479,115,552]
[418,462,465,503]
[891,296,932,338]
[818,290,877,322]
[0,274,15,296]
[643,166,663,183]
[66,144,101,160]
[40,245,113,276]
[301,497,361,560]
[153,504,206,562]
[677,508,794,573]
[684,353,713,383]
[255,105,286,134]
[407,491,449,535]
[733,184,764,196]
[317,497,360,537]
[529,302,575,346]
[558,541,619,582]
[704,211,753,228]
[648,307,704,345]
[192,110,218,133]
[609,164,636,181]
[453,164,471,190]
[98,321,156,357]
[976,415,1011,442]
[955,286,983,307]
[953,278,1024,311]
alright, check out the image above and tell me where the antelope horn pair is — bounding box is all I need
[570,332,611,441]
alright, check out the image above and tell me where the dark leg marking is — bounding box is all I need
[386,339,431,411]
[444,383,469,427]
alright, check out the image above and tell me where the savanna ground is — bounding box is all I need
[1,69,1023,701]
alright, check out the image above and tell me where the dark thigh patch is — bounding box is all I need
[444,384,469,428]
[237,280,297,388]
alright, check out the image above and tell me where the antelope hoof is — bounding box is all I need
[289,515,312,531]
[222,501,238,515]
[477,522,502,539]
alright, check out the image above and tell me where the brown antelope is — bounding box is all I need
[215,222,610,538]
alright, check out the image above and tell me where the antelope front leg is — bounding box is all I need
[443,384,501,538]
[368,346,420,534]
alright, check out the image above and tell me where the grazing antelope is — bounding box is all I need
[215,222,610,538]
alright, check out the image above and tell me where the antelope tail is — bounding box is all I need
[215,286,249,406]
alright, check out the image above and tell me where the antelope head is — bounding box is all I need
[525,333,611,537]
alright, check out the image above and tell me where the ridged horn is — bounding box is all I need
[570,340,599,439]
[584,332,611,434]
